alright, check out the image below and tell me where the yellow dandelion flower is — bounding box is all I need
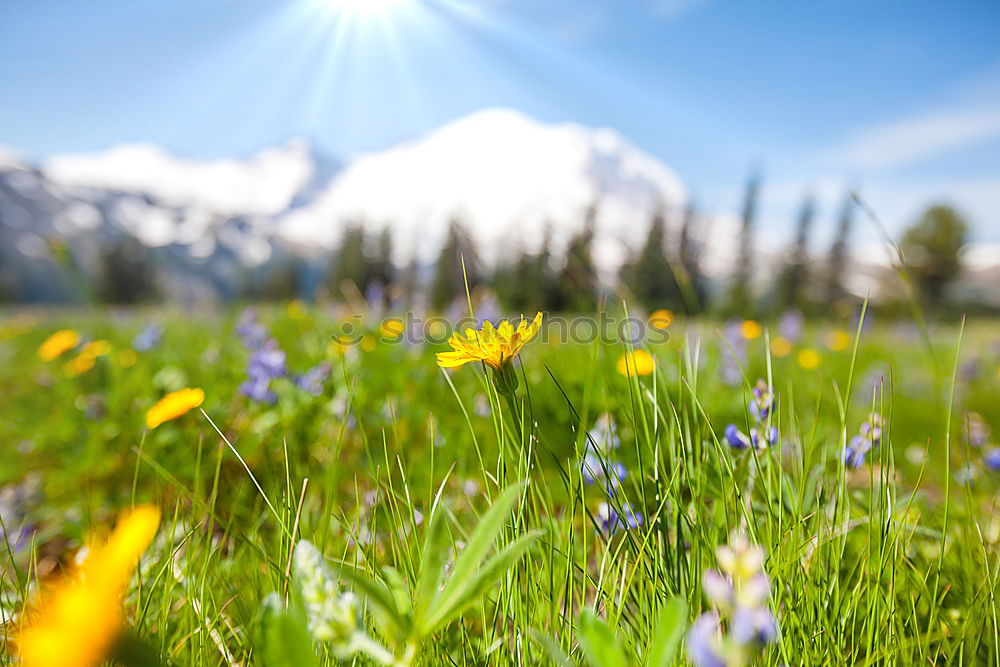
[649,309,674,330]
[825,329,851,352]
[797,348,821,369]
[770,337,793,358]
[38,329,79,361]
[145,387,205,429]
[360,334,377,352]
[740,320,762,340]
[436,312,543,371]
[64,340,113,377]
[15,505,161,667]
[379,317,406,340]
[616,349,655,377]
[64,354,96,377]
[118,349,138,368]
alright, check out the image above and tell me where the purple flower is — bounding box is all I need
[731,606,779,646]
[985,448,1000,472]
[237,308,269,349]
[725,424,778,451]
[778,309,804,341]
[132,323,162,351]
[295,363,331,396]
[749,379,774,422]
[843,435,871,468]
[596,501,642,534]
[687,612,726,667]
[240,374,276,404]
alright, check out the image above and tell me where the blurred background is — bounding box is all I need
[1,0,998,317]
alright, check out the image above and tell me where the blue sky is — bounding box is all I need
[2,0,999,241]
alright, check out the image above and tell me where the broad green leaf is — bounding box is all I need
[412,505,451,625]
[258,593,319,667]
[422,530,541,633]
[422,483,523,631]
[646,598,687,667]
[578,608,627,667]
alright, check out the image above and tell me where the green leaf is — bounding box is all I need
[258,593,319,667]
[422,530,541,633]
[646,598,687,667]
[419,484,523,633]
[578,608,627,667]
[412,505,451,625]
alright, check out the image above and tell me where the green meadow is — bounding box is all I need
[1,304,999,665]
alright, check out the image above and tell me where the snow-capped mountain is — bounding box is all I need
[0,108,694,301]
[281,108,688,270]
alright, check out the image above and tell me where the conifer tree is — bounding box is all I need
[97,237,159,304]
[554,204,599,313]
[824,192,854,307]
[430,218,478,311]
[722,171,761,316]
[620,205,683,310]
[774,195,815,313]
[677,201,708,314]
[330,225,370,300]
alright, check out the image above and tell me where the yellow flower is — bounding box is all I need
[145,387,205,429]
[118,349,138,368]
[64,340,113,377]
[797,348,821,369]
[649,309,674,329]
[38,330,79,361]
[825,329,851,352]
[770,337,793,358]
[616,349,655,377]
[380,317,406,340]
[360,334,377,352]
[740,320,762,340]
[15,505,161,667]
[436,312,543,370]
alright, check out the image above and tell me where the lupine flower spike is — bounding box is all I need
[687,532,778,667]
[725,379,779,451]
[843,412,882,468]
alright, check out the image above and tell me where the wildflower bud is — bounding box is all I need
[294,540,359,647]
[492,362,519,396]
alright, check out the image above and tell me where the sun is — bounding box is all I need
[320,0,411,16]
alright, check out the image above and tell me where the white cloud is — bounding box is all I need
[824,105,1000,169]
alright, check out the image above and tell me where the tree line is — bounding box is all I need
[70,176,972,316]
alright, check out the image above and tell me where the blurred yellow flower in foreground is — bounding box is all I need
[797,348,821,369]
[436,312,543,370]
[649,309,674,329]
[770,337,793,357]
[64,340,113,377]
[15,505,161,667]
[380,317,406,339]
[740,320,762,340]
[38,330,79,361]
[825,329,851,352]
[145,388,205,429]
[118,349,138,368]
[616,349,655,377]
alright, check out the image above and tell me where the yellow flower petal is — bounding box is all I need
[617,350,655,377]
[740,320,762,340]
[145,388,205,429]
[797,348,821,369]
[770,337,793,358]
[649,309,674,329]
[38,330,79,361]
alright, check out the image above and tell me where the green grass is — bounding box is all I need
[1,304,999,665]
